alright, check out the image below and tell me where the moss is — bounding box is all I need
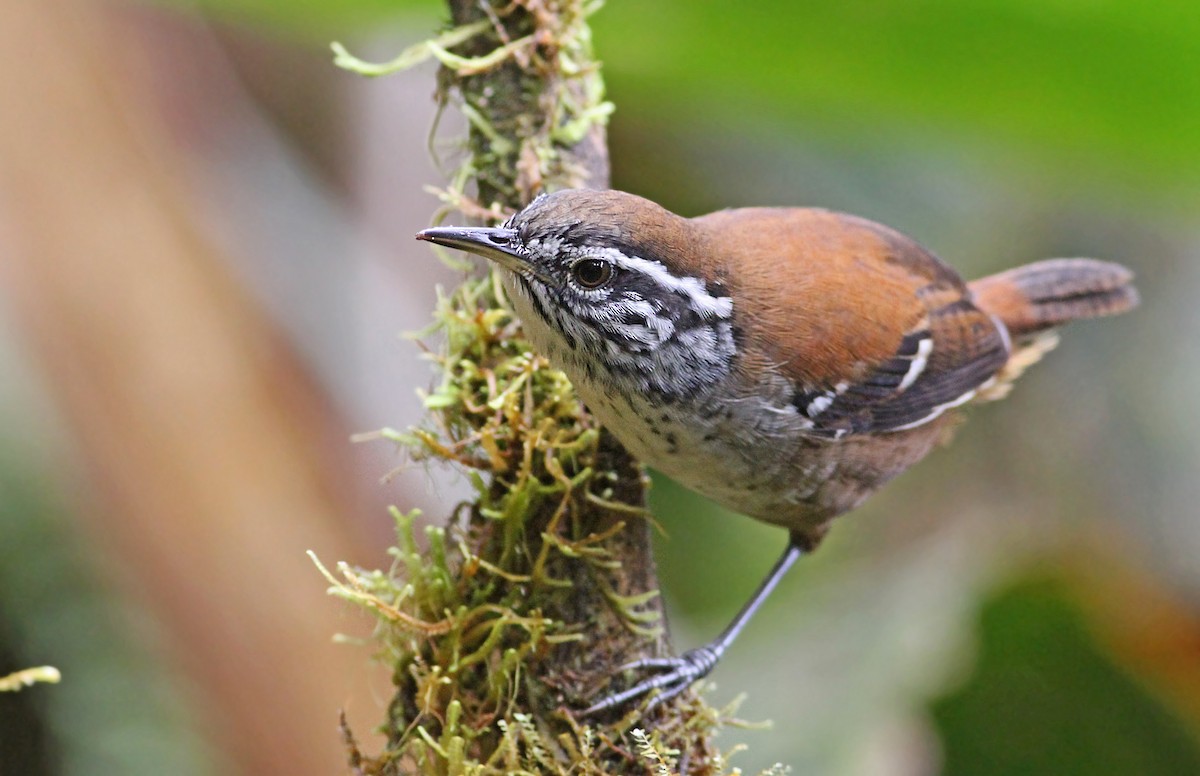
[320,2,773,773]
[0,666,61,692]
[314,268,678,772]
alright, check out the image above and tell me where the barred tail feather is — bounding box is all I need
[969,258,1138,402]
[969,258,1139,340]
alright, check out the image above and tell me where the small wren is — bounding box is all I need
[416,189,1139,714]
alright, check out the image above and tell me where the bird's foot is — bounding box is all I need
[581,645,721,716]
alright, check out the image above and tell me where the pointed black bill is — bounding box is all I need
[416,226,528,275]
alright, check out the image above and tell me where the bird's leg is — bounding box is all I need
[581,538,805,716]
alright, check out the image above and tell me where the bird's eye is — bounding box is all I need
[571,259,613,289]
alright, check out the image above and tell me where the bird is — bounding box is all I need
[415,188,1139,715]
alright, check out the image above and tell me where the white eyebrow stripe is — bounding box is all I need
[585,247,734,320]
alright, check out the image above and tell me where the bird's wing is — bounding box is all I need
[696,208,1011,438]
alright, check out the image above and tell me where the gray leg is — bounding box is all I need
[581,539,805,716]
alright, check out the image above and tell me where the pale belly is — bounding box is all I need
[569,374,826,528]
[502,274,948,538]
[569,368,952,541]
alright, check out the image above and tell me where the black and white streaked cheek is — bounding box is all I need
[521,226,562,258]
[503,244,738,401]
[499,273,577,364]
[570,295,676,351]
[590,286,736,397]
[670,323,737,389]
[601,250,734,321]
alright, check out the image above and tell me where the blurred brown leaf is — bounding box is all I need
[0,0,386,772]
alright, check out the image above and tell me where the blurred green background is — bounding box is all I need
[2,1,1198,774]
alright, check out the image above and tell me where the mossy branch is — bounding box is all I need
[322,2,774,773]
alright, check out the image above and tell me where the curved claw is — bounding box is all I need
[580,646,720,717]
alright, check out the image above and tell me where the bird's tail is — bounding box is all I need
[970,258,1139,339]
[969,258,1139,401]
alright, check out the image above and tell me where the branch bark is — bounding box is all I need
[442,0,665,688]
[340,1,725,773]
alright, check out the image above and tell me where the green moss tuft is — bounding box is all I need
[316,1,778,772]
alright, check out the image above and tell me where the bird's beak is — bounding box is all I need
[416,226,528,275]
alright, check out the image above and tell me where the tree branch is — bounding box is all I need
[332,2,730,772]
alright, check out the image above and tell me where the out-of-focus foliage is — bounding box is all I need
[176,0,1200,200]
[594,1,1200,199]
[184,0,427,34]
[6,0,1196,774]
[0,460,220,775]
[931,576,1200,775]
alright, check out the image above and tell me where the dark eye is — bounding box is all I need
[571,259,613,289]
